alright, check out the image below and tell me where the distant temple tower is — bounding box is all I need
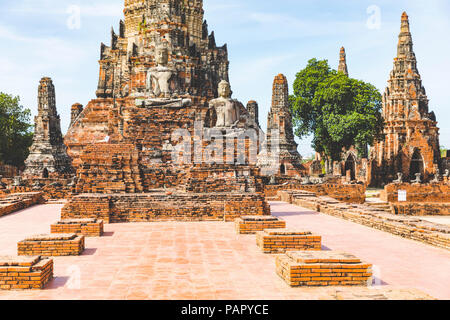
[371,12,441,184]
[338,47,349,76]
[23,78,72,178]
[264,74,303,176]
[246,100,259,127]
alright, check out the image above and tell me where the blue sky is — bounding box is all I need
[0,0,449,157]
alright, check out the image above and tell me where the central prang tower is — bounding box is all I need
[62,0,270,221]
[95,0,228,102]
[124,0,204,45]
[65,0,249,193]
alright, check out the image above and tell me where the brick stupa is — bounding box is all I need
[61,0,270,222]
[371,12,441,184]
[23,78,72,178]
[259,74,304,177]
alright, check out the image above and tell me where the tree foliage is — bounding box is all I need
[0,93,33,167]
[290,59,383,161]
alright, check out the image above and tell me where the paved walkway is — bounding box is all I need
[0,204,63,255]
[0,202,448,300]
[271,201,450,299]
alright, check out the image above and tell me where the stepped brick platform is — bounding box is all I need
[0,192,44,218]
[279,190,450,250]
[0,256,53,290]
[256,229,322,253]
[18,234,85,256]
[51,219,104,237]
[276,251,372,287]
[62,192,270,223]
[235,216,286,234]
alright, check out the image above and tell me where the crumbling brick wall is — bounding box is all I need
[266,183,366,204]
[381,183,449,202]
[62,192,270,222]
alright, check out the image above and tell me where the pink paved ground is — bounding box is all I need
[0,202,448,300]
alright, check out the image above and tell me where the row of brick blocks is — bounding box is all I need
[1,219,104,290]
[235,215,373,287]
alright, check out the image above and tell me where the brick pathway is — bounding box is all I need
[0,202,448,300]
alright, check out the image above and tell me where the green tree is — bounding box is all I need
[290,58,383,161]
[0,93,33,167]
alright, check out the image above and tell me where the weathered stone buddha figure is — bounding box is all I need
[209,80,240,128]
[146,45,175,98]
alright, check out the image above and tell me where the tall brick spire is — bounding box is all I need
[371,12,441,185]
[338,47,348,76]
[385,11,427,121]
[24,78,72,178]
[397,12,414,59]
[263,74,303,176]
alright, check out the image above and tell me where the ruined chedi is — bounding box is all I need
[23,78,72,178]
[64,0,260,193]
[95,0,229,102]
[371,12,441,185]
[260,74,304,177]
[61,0,270,220]
[66,0,232,167]
[338,47,349,76]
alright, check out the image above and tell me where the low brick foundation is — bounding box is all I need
[62,192,271,222]
[51,219,104,237]
[391,202,450,216]
[276,251,372,287]
[18,234,85,256]
[235,216,286,234]
[265,183,366,204]
[381,183,449,203]
[256,229,322,253]
[0,192,44,218]
[0,256,53,290]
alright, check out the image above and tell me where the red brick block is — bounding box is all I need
[256,229,321,254]
[18,234,85,256]
[276,251,372,287]
[51,219,104,237]
[235,216,286,234]
[0,256,53,290]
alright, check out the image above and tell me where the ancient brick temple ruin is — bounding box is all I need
[259,74,304,177]
[23,77,72,178]
[61,0,270,221]
[371,13,442,185]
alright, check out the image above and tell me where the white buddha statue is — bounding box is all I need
[146,45,174,98]
[209,80,240,128]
